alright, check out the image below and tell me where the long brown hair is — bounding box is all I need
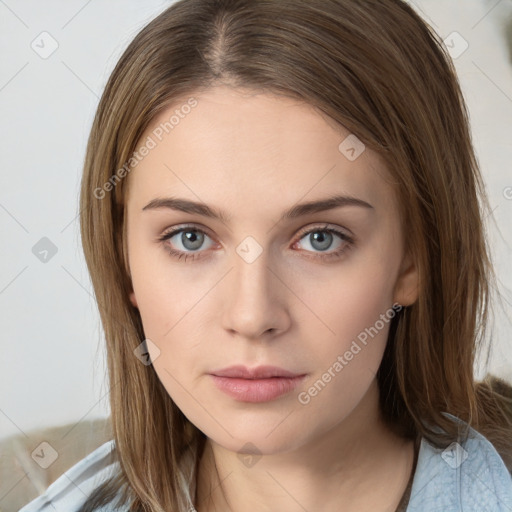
[78,0,512,510]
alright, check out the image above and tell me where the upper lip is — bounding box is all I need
[210,365,304,379]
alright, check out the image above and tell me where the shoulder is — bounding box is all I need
[18,440,128,512]
[407,412,512,511]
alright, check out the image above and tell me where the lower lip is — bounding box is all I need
[210,375,306,402]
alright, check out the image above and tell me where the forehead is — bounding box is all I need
[126,86,395,216]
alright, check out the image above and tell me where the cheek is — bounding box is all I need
[128,244,226,410]
[128,229,211,339]
[292,270,397,432]
[298,249,399,347]
[292,247,400,394]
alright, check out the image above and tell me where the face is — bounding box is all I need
[125,85,418,455]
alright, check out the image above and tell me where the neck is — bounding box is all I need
[195,379,416,512]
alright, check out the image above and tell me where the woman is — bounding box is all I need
[19,0,512,510]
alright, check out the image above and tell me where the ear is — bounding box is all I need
[393,251,419,307]
[129,291,138,308]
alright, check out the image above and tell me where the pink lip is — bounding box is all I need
[210,365,303,379]
[209,365,307,402]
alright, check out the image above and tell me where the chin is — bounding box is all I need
[200,418,309,455]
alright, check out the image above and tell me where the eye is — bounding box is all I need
[157,226,216,262]
[157,223,354,262]
[293,224,354,262]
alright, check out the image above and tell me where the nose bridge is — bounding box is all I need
[222,237,288,338]
[235,242,271,295]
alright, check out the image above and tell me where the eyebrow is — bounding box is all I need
[142,194,373,223]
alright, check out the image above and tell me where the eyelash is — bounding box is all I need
[157,224,355,263]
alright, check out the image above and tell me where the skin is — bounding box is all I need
[125,85,419,511]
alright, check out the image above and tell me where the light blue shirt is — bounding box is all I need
[18,413,512,511]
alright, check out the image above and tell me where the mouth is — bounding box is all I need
[209,365,307,402]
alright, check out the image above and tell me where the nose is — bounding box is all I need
[221,247,291,340]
